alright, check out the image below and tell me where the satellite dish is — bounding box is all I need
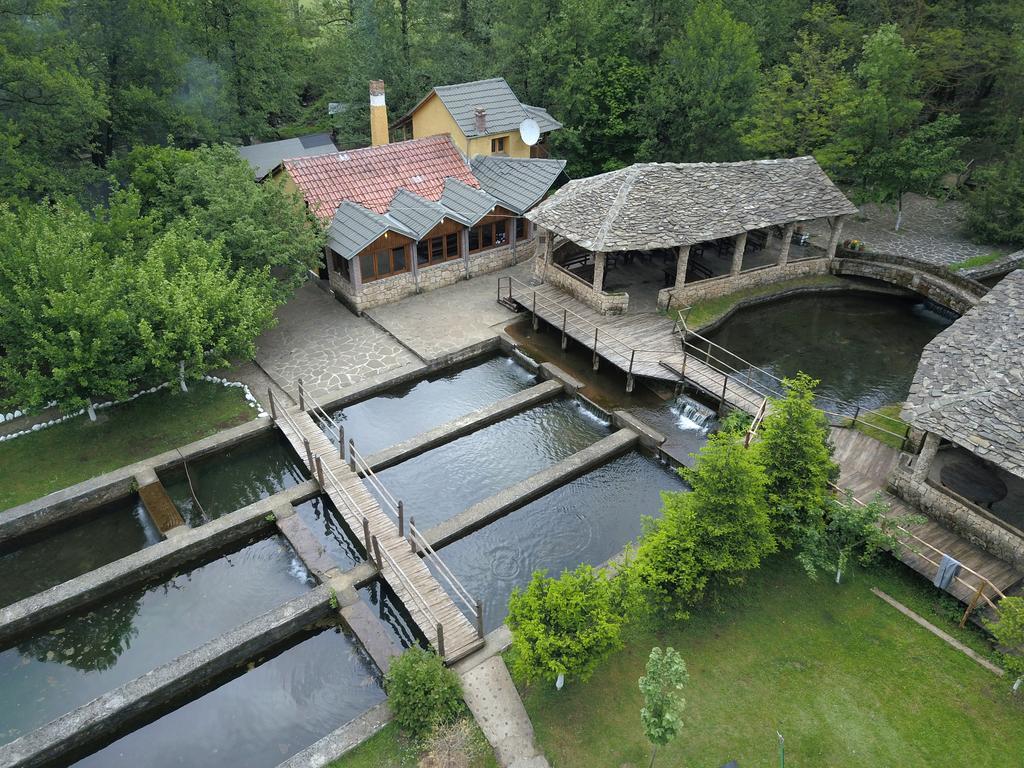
[519,118,541,146]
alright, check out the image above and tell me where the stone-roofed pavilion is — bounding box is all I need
[525,157,857,315]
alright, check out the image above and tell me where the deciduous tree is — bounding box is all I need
[639,646,688,768]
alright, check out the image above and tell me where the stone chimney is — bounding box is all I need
[370,80,388,147]
[474,106,487,134]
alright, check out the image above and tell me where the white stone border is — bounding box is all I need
[0,377,267,443]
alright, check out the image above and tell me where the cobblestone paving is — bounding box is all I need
[365,261,531,363]
[807,193,1010,267]
[255,281,420,399]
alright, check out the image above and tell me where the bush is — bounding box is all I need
[384,647,465,739]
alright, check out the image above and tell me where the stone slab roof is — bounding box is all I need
[902,269,1024,479]
[397,78,562,138]
[470,156,566,215]
[525,157,857,251]
[237,133,337,180]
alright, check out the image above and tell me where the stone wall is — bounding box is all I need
[831,257,978,314]
[543,263,629,315]
[661,257,830,309]
[330,236,538,314]
[890,464,1024,571]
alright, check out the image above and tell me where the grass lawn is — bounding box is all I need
[0,382,255,509]
[948,252,1004,271]
[679,274,850,330]
[844,403,910,450]
[519,556,1022,768]
[330,721,498,768]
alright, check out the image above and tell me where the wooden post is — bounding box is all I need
[398,500,405,537]
[532,291,538,330]
[362,517,372,560]
[409,516,417,553]
[338,425,345,459]
[719,374,729,415]
[475,599,484,639]
[315,455,325,487]
[267,388,276,419]
[626,350,635,393]
[561,309,568,350]
[436,623,445,659]
[960,582,985,628]
[298,378,305,411]
[303,437,314,471]
[372,535,383,570]
[592,327,599,370]
[851,406,860,427]
[348,438,357,472]
[681,344,688,378]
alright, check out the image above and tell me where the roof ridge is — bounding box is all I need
[592,165,644,251]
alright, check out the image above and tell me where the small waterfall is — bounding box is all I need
[574,396,613,427]
[671,398,716,433]
[134,500,164,546]
[509,346,540,373]
[288,555,315,586]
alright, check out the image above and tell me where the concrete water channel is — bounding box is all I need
[0,286,954,767]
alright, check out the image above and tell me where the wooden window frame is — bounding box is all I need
[490,136,507,154]
[416,230,462,267]
[468,219,509,254]
[360,244,410,282]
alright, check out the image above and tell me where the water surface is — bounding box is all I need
[0,496,158,608]
[441,451,686,632]
[162,434,308,526]
[292,494,364,570]
[73,626,384,768]
[374,398,608,529]
[330,355,537,455]
[0,536,310,742]
[703,293,952,410]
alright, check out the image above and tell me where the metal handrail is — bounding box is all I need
[316,455,372,527]
[374,537,443,631]
[298,379,341,444]
[408,521,480,626]
[349,440,401,520]
[267,390,309,446]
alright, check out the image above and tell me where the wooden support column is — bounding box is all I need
[508,216,518,267]
[534,227,553,281]
[730,232,747,276]
[826,214,847,259]
[912,431,940,484]
[777,223,796,267]
[592,251,606,291]
[461,228,470,278]
[411,240,421,292]
[674,244,690,290]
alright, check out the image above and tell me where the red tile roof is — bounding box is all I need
[282,135,480,220]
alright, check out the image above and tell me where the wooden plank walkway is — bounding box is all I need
[831,428,1022,609]
[272,403,482,663]
[505,280,763,415]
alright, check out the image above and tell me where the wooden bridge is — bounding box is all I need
[267,386,484,664]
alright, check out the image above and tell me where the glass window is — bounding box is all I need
[495,220,508,245]
[469,227,480,251]
[446,233,459,259]
[359,253,375,280]
[482,226,493,248]
[515,218,526,239]
[375,250,391,276]
[417,240,429,265]
[430,236,443,261]
[392,246,406,271]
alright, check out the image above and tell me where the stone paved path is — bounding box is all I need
[808,193,1009,267]
[461,656,550,768]
[255,281,421,400]
[366,262,531,364]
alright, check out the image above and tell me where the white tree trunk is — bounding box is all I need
[835,566,843,584]
[86,399,97,422]
[179,360,188,393]
[1014,677,1022,694]
[894,195,903,232]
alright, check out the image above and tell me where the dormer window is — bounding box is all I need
[490,136,507,155]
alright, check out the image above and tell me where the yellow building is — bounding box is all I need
[392,78,561,159]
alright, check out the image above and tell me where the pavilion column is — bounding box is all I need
[534,227,553,280]
[730,232,747,276]
[592,251,606,291]
[674,244,690,291]
[912,431,941,484]
[777,223,796,267]
[461,228,470,278]
[826,214,847,259]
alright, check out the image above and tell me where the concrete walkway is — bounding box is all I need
[461,656,550,768]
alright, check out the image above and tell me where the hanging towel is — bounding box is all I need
[933,554,962,589]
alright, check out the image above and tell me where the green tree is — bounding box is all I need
[965,138,1024,246]
[384,646,465,739]
[797,493,906,584]
[986,597,1024,688]
[507,564,624,686]
[754,373,836,548]
[639,646,688,768]
[639,0,760,162]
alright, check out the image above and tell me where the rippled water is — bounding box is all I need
[703,293,953,409]
[374,398,608,529]
[359,580,425,651]
[441,451,686,632]
[292,494,364,570]
[330,355,538,455]
[0,496,159,608]
[0,536,311,742]
[72,625,384,768]
[162,434,308,525]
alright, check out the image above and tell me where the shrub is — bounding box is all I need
[384,647,464,739]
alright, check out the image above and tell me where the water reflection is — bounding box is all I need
[292,494,364,570]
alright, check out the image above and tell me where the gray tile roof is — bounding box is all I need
[387,189,450,240]
[902,269,1024,479]
[237,132,337,180]
[326,202,414,260]
[406,78,561,139]
[525,157,858,251]
[470,156,567,215]
[440,179,498,226]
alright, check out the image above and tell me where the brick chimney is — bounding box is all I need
[370,80,388,146]
[474,106,487,134]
